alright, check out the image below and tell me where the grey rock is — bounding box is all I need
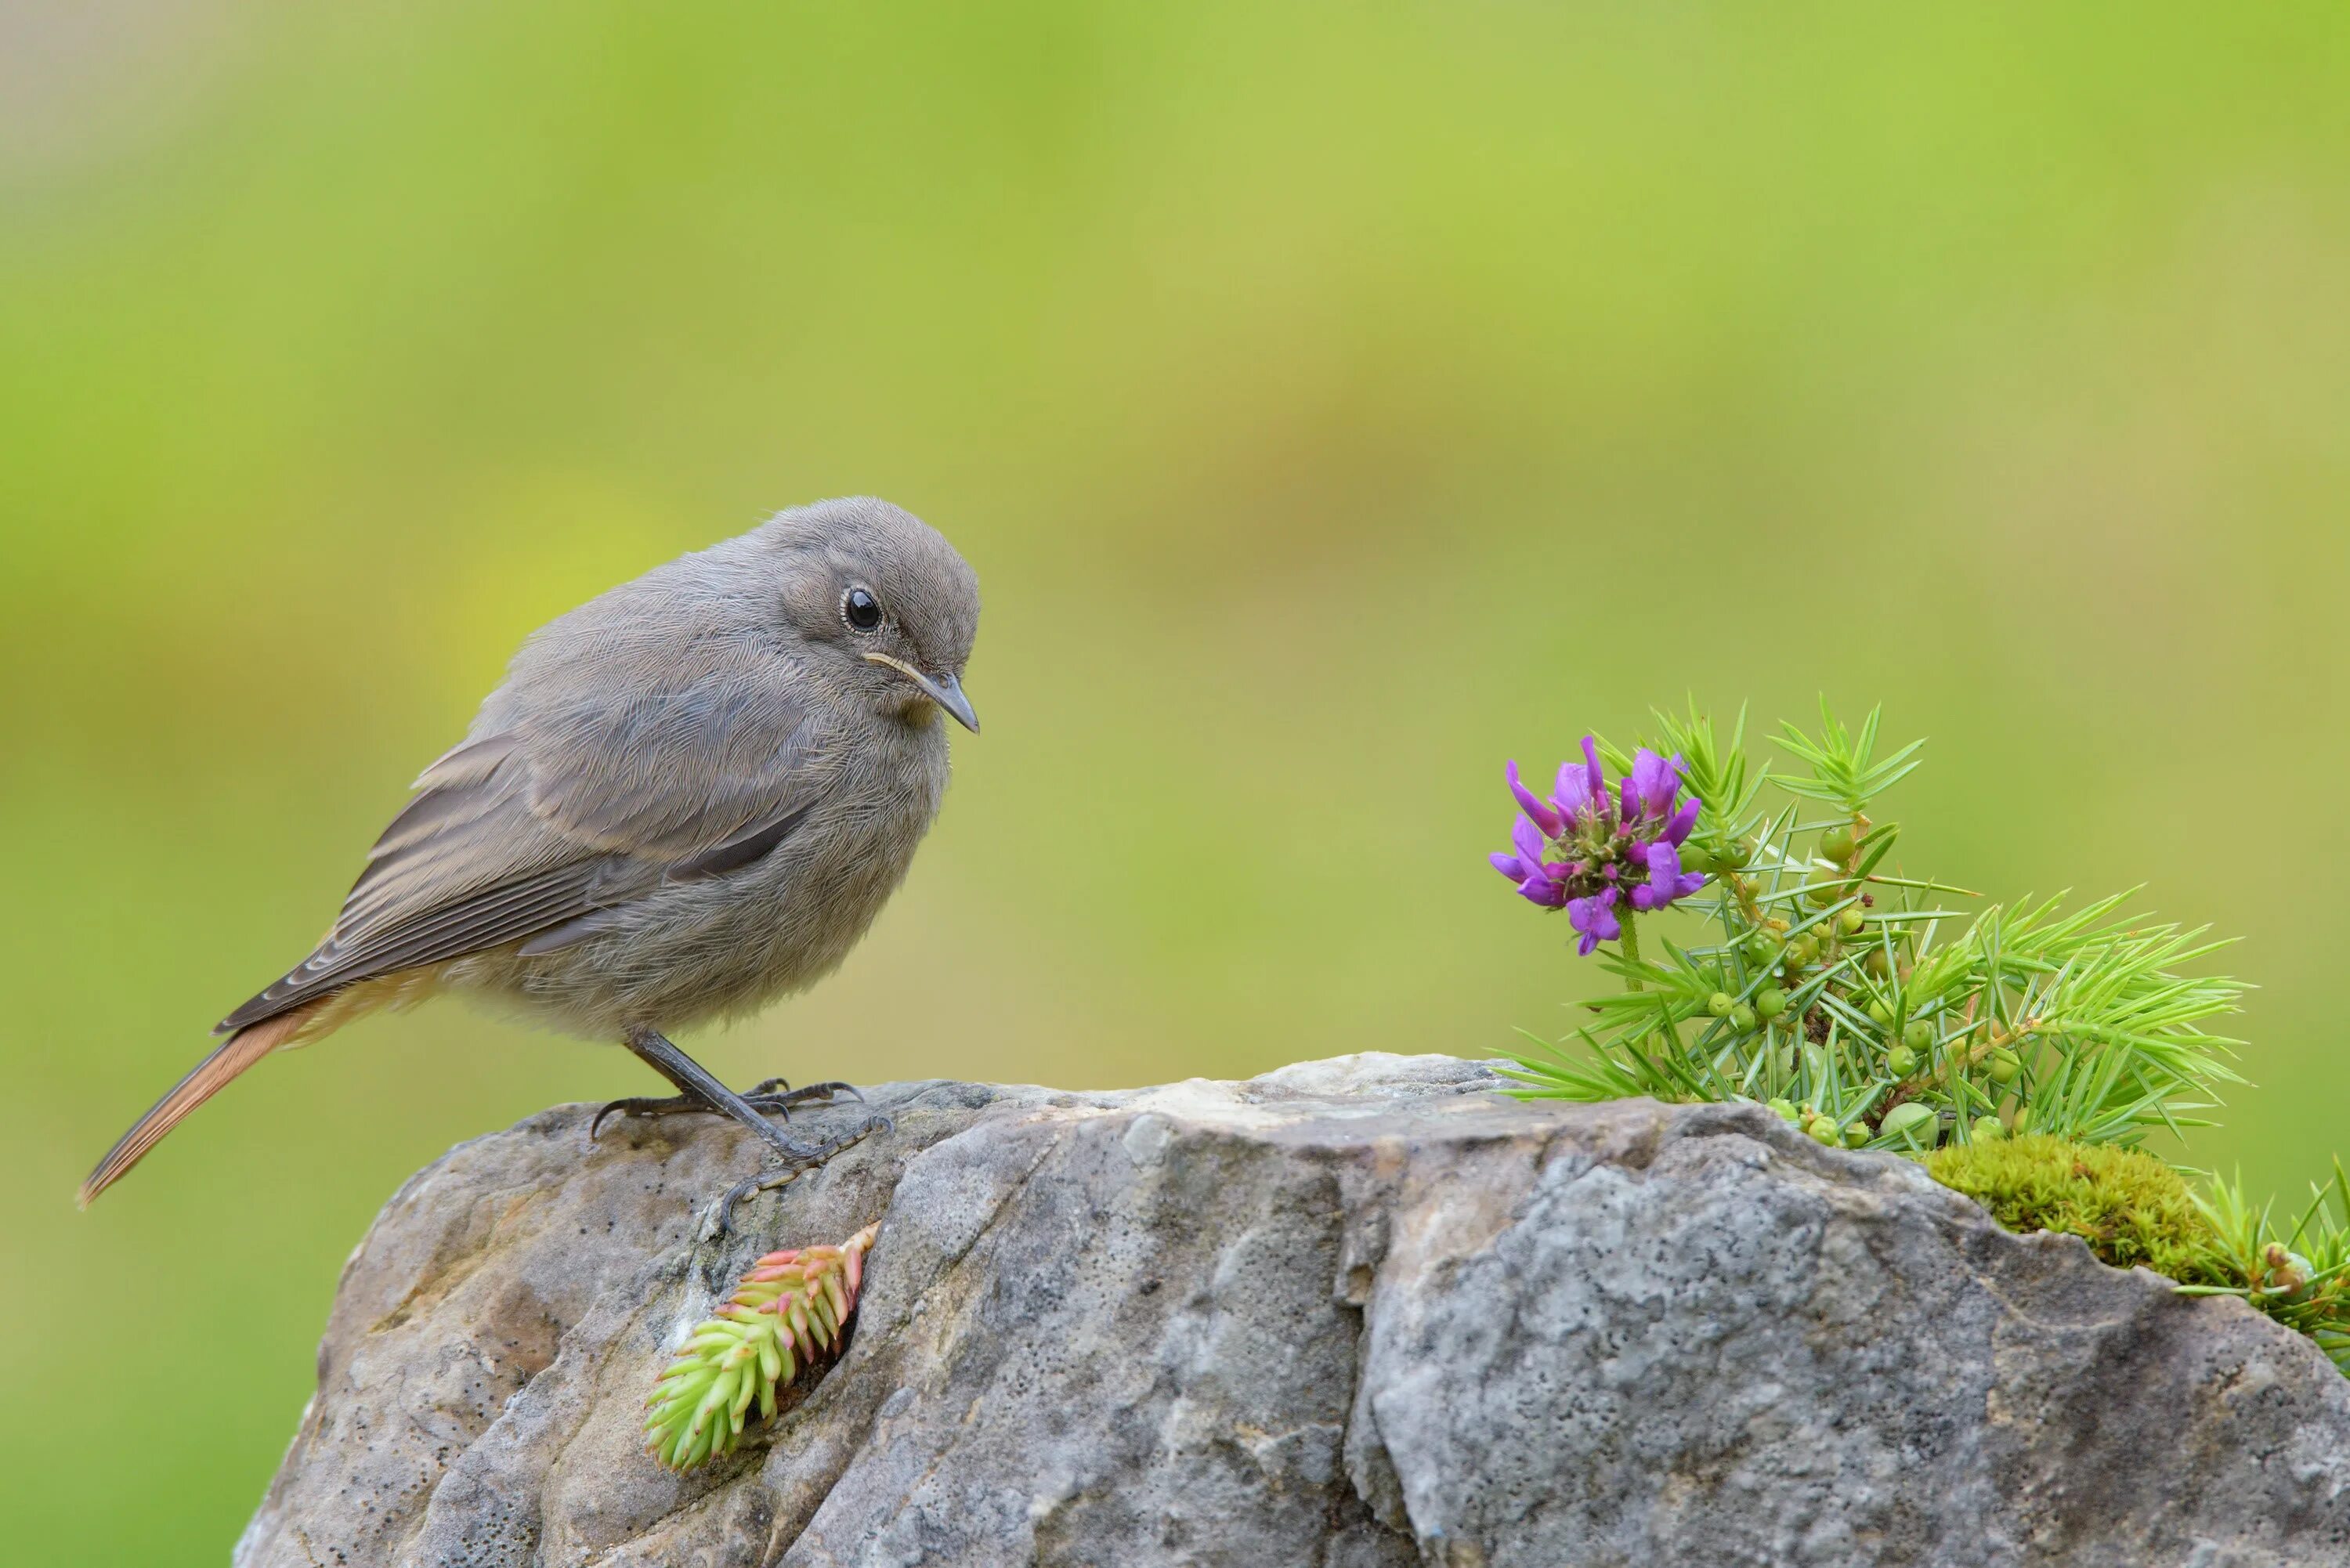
[235,1054,2350,1568]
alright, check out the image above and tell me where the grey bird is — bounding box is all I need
[80,496,980,1212]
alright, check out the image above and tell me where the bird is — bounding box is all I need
[79,496,980,1215]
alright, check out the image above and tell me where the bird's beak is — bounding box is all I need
[864,652,981,733]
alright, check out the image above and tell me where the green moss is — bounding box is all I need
[1925,1138,2350,1375]
[1924,1135,2222,1284]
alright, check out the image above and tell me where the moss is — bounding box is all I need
[1924,1135,2223,1284]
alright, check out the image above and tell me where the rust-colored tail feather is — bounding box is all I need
[78,1003,320,1207]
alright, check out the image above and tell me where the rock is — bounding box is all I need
[235,1054,2350,1568]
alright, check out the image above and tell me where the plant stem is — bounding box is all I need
[1723,869,1763,923]
[1619,911,1643,989]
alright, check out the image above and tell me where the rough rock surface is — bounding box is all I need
[236,1054,2350,1568]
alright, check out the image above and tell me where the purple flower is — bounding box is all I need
[1622,749,1687,820]
[1487,815,1545,880]
[1489,817,1571,907]
[1506,761,1562,837]
[1556,737,1605,821]
[1629,840,1708,912]
[1567,887,1622,956]
[1519,873,1570,909]
[1490,733,1713,952]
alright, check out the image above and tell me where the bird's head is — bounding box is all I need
[767,497,981,733]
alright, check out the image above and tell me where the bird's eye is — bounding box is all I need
[841,586,882,632]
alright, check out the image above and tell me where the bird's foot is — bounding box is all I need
[590,1078,866,1140]
[696,1111,894,1240]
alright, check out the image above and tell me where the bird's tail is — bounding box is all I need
[78,1002,321,1207]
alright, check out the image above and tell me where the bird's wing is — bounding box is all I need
[216,667,826,1035]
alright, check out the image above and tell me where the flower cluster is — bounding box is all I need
[1490,736,1708,954]
[645,1223,878,1469]
[1487,707,2350,1373]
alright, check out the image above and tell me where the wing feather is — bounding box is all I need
[216,651,828,1035]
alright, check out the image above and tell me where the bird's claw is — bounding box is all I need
[590,1095,684,1139]
[590,1078,864,1141]
[746,1078,866,1107]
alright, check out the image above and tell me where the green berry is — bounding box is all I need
[2261,1245,2313,1296]
[1863,950,1890,981]
[1730,1003,1759,1031]
[1707,991,1735,1017]
[1835,907,1866,937]
[1755,986,1788,1021]
[1987,1049,2022,1086]
[1878,1102,1936,1143]
[2009,1106,2032,1136]
[1841,1122,1870,1149]
[1820,827,1856,863]
[1865,999,1893,1028]
[1971,1115,2006,1142]
[1767,1097,1799,1122]
[1807,1117,1841,1146]
[1744,932,1779,963]
[1885,1045,1917,1077]
[1806,878,1843,908]
[1903,1020,1932,1052]
[1788,935,1819,967]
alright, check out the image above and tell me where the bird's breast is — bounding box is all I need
[476,722,952,1035]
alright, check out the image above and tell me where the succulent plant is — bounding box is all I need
[645,1222,879,1470]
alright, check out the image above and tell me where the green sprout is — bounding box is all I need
[645,1222,878,1470]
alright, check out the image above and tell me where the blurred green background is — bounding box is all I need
[5,1,2349,1558]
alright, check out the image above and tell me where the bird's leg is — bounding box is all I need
[605,1029,891,1232]
[590,1075,863,1137]
[602,1028,834,1158]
